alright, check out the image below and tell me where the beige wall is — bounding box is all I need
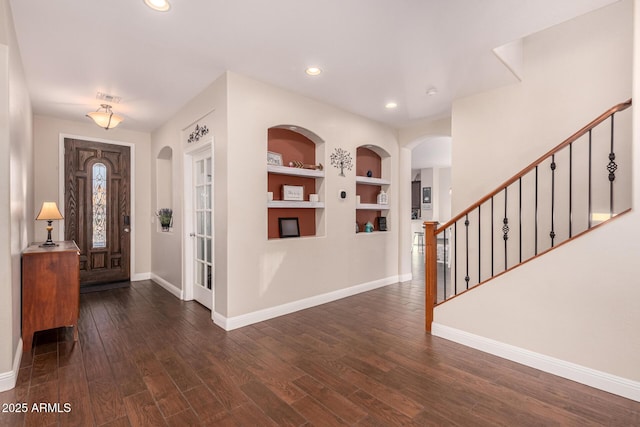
[149,71,404,322]
[225,72,400,317]
[150,73,229,310]
[33,116,152,278]
[0,0,33,385]
[436,0,640,382]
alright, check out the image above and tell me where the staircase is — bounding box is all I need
[424,99,633,332]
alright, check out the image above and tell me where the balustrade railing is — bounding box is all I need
[425,99,632,332]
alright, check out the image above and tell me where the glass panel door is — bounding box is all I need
[193,152,213,309]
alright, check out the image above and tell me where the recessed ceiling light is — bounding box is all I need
[426,87,438,96]
[144,0,171,12]
[385,102,398,109]
[305,67,322,76]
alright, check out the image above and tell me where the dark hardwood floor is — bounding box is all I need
[1,273,639,426]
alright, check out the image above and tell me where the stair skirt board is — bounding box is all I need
[432,323,640,403]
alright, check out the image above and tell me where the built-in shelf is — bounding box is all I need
[357,203,390,210]
[267,126,325,239]
[356,231,387,235]
[267,165,324,178]
[268,200,325,209]
[355,176,390,186]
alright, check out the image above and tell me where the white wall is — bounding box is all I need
[150,71,403,323]
[0,0,33,389]
[436,0,639,384]
[451,1,632,213]
[225,72,400,318]
[33,116,152,278]
[150,73,228,310]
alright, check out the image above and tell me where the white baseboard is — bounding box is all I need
[131,272,151,281]
[150,273,183,299]
[0,339,22,392]
[432,323,640,403]
[215,275,401,331]
[399,273,412,282]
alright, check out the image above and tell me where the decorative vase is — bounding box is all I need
[377,190,388,205]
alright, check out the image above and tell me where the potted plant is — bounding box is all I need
[156,208,173,231]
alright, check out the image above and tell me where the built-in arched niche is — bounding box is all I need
[156,146,173,230]
[266,125,325,239]
[355,144,391,233]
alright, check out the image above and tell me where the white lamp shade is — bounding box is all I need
[36,202,63,221]
[87,110,123,129]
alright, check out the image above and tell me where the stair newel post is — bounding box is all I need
[424,221,439,332]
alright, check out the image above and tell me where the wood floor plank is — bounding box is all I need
[159,356,202,392]
[122,391,166,427]
[25,380,59,427]
[30,351,58,386]
[291,395,350,427]
[239,380,306,426]
[293,375,367,425]
[142,372,190,418]
[182,385,226,422]
[88,377,126,426]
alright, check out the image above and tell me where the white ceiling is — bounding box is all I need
[412,137,452,170]
[8,0,618,132]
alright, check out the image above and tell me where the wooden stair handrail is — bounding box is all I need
[436,99,632,234]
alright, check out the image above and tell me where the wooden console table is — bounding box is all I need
[22,241,80,351]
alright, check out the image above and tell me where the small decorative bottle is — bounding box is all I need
[377,189,388,205]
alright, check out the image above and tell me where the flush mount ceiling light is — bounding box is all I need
[305,67,322,76]
[86,104,123,130]
[144,0,171,12]
[385,102,398,109]
[426,87,438,96]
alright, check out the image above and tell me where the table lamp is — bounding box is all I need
[36,202,64,247]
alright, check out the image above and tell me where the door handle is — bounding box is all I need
[189,232,196,237]
[123,215,130,233]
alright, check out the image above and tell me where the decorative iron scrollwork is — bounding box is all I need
[188,124,210,144]
[607,152,617,182]
[502,218,509,241]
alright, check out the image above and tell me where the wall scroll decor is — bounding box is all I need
[330,148,353,176]
[187,124,210,143]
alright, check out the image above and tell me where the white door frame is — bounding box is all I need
[183,139,214,311]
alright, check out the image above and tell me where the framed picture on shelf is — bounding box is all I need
[377,216,387,231]
[282,184,304,201]
[422,186,432,210]
[267,151,283,166]
[279,217,300,238]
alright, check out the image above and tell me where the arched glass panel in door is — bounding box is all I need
[92,162,107,248]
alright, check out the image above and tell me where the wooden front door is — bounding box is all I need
[64,138,131,286]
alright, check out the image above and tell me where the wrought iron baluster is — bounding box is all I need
[465,214,470,289]
[535,166,538,255]
[478,205,481,285]
[491,196,494,277]
[454,222,457,295]
[550,155,556,247]
[503,187,509,270]
[569,142,573,238]
[587,129,593,228]
[608,114,617,217]
[443,228,447,300]
[519,177,522,263]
